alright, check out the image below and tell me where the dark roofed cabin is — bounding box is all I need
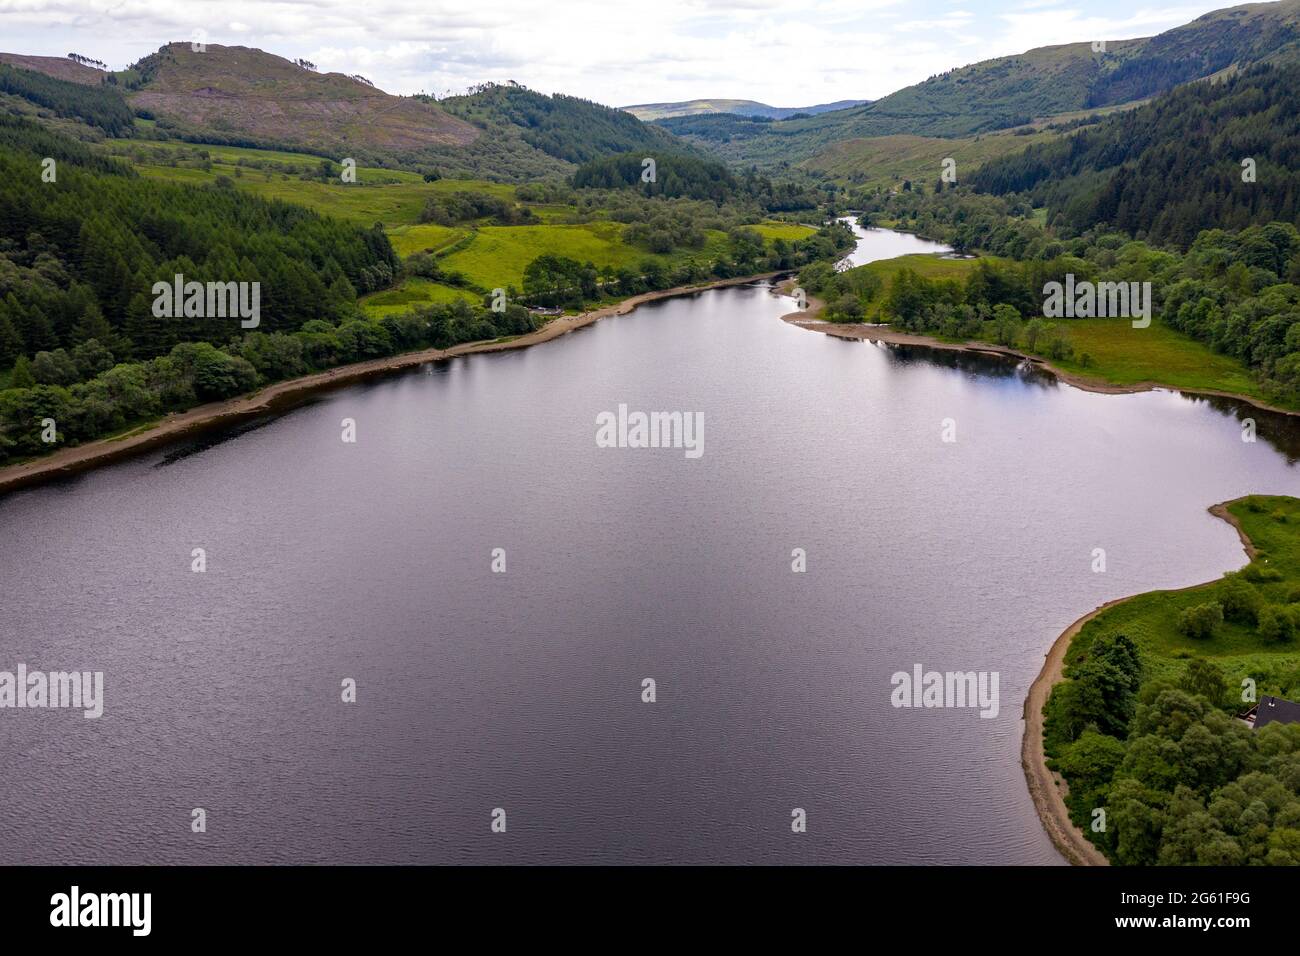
[1240,695,1300,730]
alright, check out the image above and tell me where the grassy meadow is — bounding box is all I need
[103,138,815,321]
[1050,320,1264,400]
[800,130,1058,188]
[1064,495,1300,700]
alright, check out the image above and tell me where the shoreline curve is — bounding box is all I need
[776,290,1300,419]
[1018,500,1253,867]
[772,288,1274,866]
[0,272,783,497]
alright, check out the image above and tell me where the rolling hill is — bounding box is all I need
[126,43,481,154]
[622,98,869,121]
[0,52,107,85]
[0,44,698,180]
[799,130,1057,188]
[0,60,134,135]
[436,82,686,165]
[668,0,1300,167]
[968,60,1300,248]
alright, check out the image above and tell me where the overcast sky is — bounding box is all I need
[1,0,1239,106]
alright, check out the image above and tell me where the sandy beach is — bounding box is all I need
[0,272,781,496]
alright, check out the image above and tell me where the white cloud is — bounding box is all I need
[0,0,1238,106]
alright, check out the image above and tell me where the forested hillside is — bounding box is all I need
[0,113,399,367]
[0,113,563,462]
[0,63,134,135]
[667,0,1300,168]
[1086,0,1300,107]
[438,82,683,165]
[969,63,1300,248]
[570,151,823,211]
[848,180,1300,403]
[119,44,570,180]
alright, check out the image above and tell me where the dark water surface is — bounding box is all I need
[3,242,1300,864]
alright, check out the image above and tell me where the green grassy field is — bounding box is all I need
[751,221,817,241]
[801,130,1058,188]
[1063,496,1300,696]
[860,253,988,281]
[107,138,433,182]
[114,140,516,226]
[526,203,578,224]
[385,223,469,257]
[132,164,510,226]
[110,140,817,322]
[366,219,814,316]
[360,278,479,316]
[1052,320,1265,400]
[438,222,733,290]
[850,253,1273,406]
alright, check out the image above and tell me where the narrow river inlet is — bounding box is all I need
[3,228,1299,864]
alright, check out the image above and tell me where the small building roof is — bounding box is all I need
[1254,695,1300,729]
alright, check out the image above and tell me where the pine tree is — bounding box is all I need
[123,291,170,359]
[0,312,22,368]
[72,302,114,348]
[19,303,58,353]
[10,354,35,388]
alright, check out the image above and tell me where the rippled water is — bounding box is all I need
[2,232,1299,864]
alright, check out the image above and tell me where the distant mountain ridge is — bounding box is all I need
[622,98,870,121]
[4,0,1298,179]
[665,0,1300,166]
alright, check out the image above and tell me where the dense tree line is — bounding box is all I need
[572,152,739,203]
[526,181,816,259]
[574,190,755,232]
[1163,225,1300,394]
[654,112,772,145]
[0,299,537,463]
[969,64,1300,249]
[803,219,1300,395]
[736,168,822,212]
[1044,535,1300,867]
[851,173,1300,400]
[572,151,823,213]
[0,63,133,136]
[795,260,883,323]
[0,111,424,461]
[1052,669,1300,866]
